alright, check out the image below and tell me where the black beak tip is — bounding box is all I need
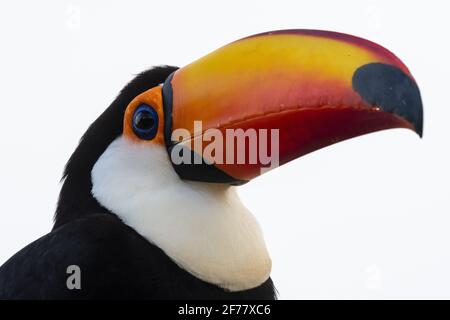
[353,62,424,138]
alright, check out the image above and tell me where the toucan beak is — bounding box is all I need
[161,29,423,184]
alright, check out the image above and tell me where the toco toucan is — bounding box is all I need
[0,30,423,299]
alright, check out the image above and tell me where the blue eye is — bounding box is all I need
[132,104,159,140]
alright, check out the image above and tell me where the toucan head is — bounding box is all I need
[118,29,422,185]
[55,30,423,291]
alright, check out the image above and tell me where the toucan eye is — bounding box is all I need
[132,104,159,140]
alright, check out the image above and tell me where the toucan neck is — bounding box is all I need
[90,137,272,291]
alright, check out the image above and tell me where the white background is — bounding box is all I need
[0,0,449,299]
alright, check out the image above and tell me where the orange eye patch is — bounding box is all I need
[123,86,165,145]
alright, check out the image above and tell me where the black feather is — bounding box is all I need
[0,214,276,299]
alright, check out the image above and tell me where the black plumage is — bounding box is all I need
[0,214,275,299]
[0,66,276,299]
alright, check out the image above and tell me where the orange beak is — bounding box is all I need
[161,30,423,184]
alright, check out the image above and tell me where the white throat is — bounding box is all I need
[91,136,271,291]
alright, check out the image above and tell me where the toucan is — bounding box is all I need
[0,30,423,299]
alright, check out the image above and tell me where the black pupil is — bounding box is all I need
[135,111,155,130]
